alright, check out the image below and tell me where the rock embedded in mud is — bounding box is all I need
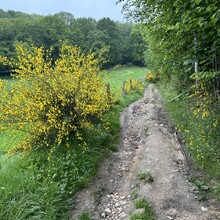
[201,206,208,212]
[115,202,120,207]
[104,208,111,213]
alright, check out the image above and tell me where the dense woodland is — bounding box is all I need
[0,9,146,74]
[119,0,220,95]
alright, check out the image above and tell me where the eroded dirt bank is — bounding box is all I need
[71,84,218,220]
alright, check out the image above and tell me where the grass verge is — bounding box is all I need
[158,82,220,203]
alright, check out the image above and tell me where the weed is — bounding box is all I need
[158,82,220,204]
[79,211,92,220]
[190,176,210,200]
[138,172,153,183]
[146,71,157,83]
[144,127,149,136]
[130,198,154,220]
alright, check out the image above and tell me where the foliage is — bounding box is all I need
[107,66,146,95]
[0,67,146,220]
[123,79,143,95]
[190,71,220,99]
[124,22,147,66]
[146,71,157,83]
[159,82,220,201]
[119,0,220,91]
[0,44,111,153]
[0,9,147,71]
[138,171,153,183]
[185,78,220,167]
[97,17,123,66]
[79,211,92,220]
[130,198,154,220]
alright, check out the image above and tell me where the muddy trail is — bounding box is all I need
[71,84,219,220]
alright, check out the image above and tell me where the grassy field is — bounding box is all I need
[0,66,147,220]
[106,66,146,94]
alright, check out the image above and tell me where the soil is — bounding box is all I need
[70,84,220,220]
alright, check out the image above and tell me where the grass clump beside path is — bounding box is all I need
[130,198,154,220]
[0,66,147,220]
[158,82,220,202]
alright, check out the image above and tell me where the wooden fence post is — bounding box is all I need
[122,81,126,96]
[130,79,133,90]
[106,83,111,101]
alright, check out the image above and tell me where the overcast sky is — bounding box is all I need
[0,0,125,21]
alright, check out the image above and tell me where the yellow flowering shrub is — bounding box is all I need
[181,77,220,166]
[0,44,111,152]
[146,71,156,82]
[0,56,8,65]
[123,79,143,94]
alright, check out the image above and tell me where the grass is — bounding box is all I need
[106,66,146,94]
[158,82,220,203]
[79,211,92,220]
[137,172,153,183]
[0,66,147,219]
[130,198,154,220]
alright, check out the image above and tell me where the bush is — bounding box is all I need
[146,71,157,83]
[0,44,111,153]
[123,79,143,95]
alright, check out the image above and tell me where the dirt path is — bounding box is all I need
[71,84,218,220]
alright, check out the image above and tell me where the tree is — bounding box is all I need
[97,17,123,66]
[69,18,97,52]
[54,11,74,25]
[128,23,146,66]
[116,22,133,64]
[28,15,71,59]
[118,0,220,89]
[0,8,146,70]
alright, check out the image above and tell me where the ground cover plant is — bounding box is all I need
[159,82,220,202]
[130,198,154,220]
[0,46,146,219]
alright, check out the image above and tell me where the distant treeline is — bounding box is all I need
[0,9,146,73]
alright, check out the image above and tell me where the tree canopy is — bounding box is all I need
[0,9,146,74]
[119,0,220,93]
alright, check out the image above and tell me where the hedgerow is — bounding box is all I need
[0,44,111,153]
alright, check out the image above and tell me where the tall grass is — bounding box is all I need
[158,82,220,202]
[0,67,147,219]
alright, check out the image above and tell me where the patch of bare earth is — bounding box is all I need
[71,84,219,220]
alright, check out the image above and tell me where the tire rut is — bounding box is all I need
[70,84,218,220]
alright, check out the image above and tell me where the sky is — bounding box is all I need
[0,0,125,21]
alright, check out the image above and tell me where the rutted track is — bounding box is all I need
[71,84,218,220]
